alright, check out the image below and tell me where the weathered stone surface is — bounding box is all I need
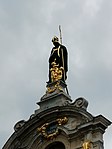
[3,99,111,149]
[3,82,111,149]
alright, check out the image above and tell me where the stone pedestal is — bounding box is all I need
[36,80,72,113]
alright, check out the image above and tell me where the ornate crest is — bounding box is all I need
[37,117,68,140]
[50,61,64,83]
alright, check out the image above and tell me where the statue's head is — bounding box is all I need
[52,36,60,47]
[52,36,59,43]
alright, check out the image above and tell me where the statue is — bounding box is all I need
[48,36,68,83]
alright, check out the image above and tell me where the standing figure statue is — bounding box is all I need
[48,36,68,83]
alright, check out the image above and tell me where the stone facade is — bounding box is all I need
[3,81,111,149]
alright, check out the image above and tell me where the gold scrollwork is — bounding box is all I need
[46,81,63,94]
[37,123,49,139]
[37,117,68,140]
[82,141,91,149]
[57,117,68,126]
[50,61,64,82]
[38,122,59,140]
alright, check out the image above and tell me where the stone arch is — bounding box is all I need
[45,141,65,149]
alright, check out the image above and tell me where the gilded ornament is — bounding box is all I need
[82,141,91,149]
[50,61,64,82]
[37,117,68,140]
[46,81,63,94]
[57,117,68,126]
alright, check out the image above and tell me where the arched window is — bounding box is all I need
[45,142,65,149]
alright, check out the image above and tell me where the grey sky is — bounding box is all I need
[0,0,112,148]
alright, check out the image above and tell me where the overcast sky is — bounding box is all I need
[0,0,112,148]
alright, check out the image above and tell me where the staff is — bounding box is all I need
[59,25,69,95]
[59,25,62,44]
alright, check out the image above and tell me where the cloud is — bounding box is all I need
[0,0,112,148]
[83,0,103,17]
